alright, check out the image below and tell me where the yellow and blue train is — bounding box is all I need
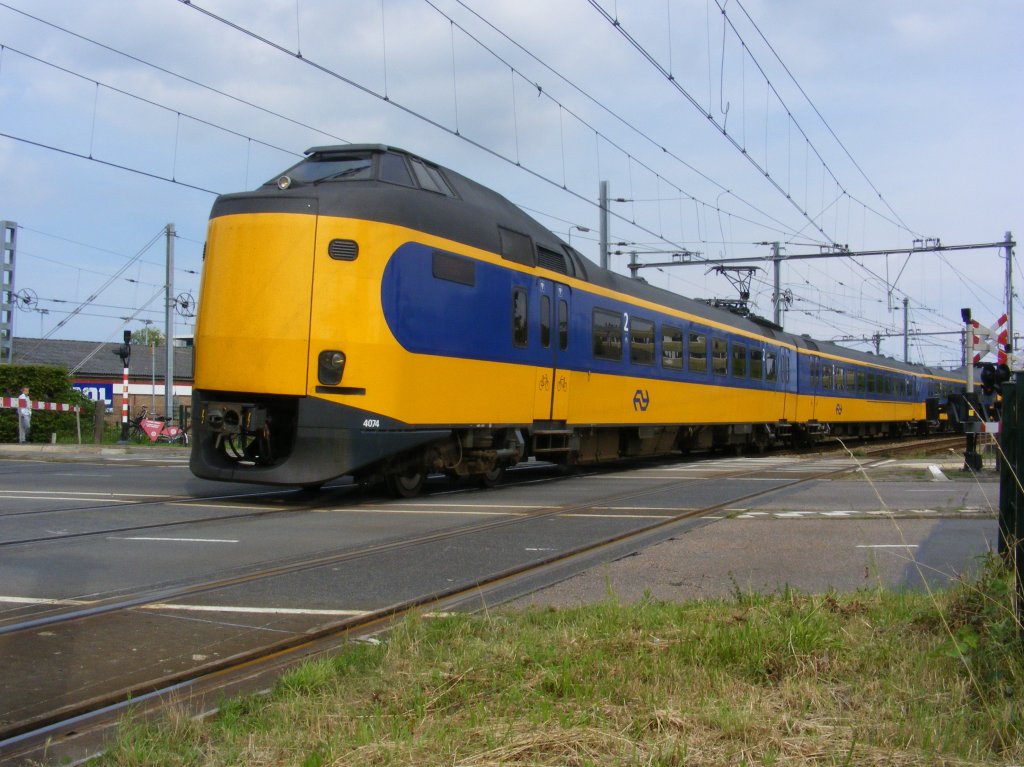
[190,144,965,494]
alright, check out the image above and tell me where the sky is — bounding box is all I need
[0,0,1020,369]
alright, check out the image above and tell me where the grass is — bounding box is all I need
[96,558,1023,767]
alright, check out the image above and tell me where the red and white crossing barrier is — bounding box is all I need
[0,398,81,412]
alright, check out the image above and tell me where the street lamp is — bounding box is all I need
[567,225,590,247]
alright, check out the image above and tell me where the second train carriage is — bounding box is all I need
[189,144,964,493]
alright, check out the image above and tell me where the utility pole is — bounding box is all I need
[599,181,609,270]
[165,224,174,420]
[903,297,909,362]
[770,242,782,327]
[1,221,16,364]
[1006,231,1015,357]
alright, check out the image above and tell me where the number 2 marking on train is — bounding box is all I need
[623,312,630,333]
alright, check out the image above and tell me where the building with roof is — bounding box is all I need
[9,337,194,420]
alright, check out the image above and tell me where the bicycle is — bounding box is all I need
[129,405,189,445]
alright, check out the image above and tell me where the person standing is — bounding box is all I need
[17,385,31,443]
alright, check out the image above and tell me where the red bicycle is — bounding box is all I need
[129,406,189,445]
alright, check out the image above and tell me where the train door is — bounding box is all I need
[532,279,571,421]
[780,349,796,421]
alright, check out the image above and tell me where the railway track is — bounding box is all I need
[0,452,894,765]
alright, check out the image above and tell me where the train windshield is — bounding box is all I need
[273,154,374,184]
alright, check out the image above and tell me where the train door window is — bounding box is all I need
[782,353,790,383]
[540,294,551,348]
[809,357,818,387]
[732,342,748,378]
[512,287,528,348]
[592,308,623,361]
[689,332,708,374]
[750,348,764,380]
[499,227,535,267]
[630,317,655,365]
[662,324,684,370]
[558,299,569,351]
[765,351,777,382]
[379,152,414,186]
[822,363,833,390]
[712,338,728,376]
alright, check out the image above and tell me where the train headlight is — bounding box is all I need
[318,350,346,385]
[276,175,292,190]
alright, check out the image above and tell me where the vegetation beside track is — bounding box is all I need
[101,557,1022,766]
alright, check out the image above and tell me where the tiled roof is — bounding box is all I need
[11,337,194,380]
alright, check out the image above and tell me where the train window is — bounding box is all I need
[540,295,551,348]
[512,287,528,348]
[278,153,373,183]
[592,308,623,361]
[822,363,833,390]
[712,338,728,376]
[379,152,414,186]
[809,357,818,386]
[866,372,875,393]
[835,367,845,391]
[688,332,707,374]
[558,300,569,351]
[732,343,747,378]
[765,351,777,382]
[750,348,764,380]
[846,369,856,392]
[432,251,475,286]
[856,371,865,392]
[499,227,535,267]
[662,324,684,370]
[630,317,655,365]
[409,158,454,195]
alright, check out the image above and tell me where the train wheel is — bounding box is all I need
[477,465,505,488]
[386,470,424,498]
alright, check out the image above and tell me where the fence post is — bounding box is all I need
[92,402,106,444]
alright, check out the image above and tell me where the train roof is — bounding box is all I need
[215,144,962,379]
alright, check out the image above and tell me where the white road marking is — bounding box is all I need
[928,465,950,481]
[110,536,239,543]
[0,490,182,499]
[0,595,96,605]
[562,512,673,519]
[0,495,137,503]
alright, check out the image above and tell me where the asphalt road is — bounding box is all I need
[0,445,1000,750]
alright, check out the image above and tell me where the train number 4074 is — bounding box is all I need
[362,419,381,429]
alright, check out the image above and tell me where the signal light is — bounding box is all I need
[317,350,346,385]
[980,362,1012,395]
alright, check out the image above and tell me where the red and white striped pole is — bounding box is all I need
[115,330,132,442]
